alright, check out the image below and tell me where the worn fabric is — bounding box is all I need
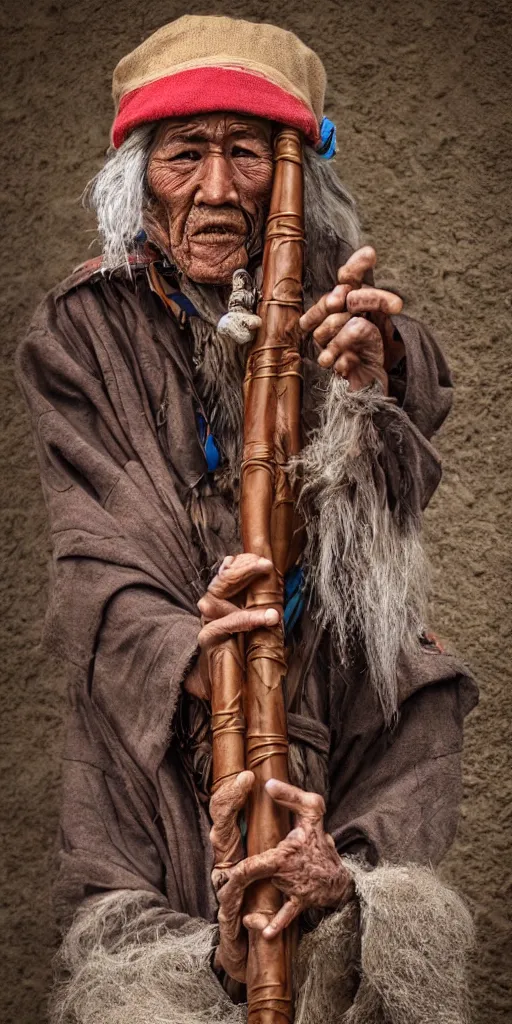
[112,15,325,147]
[17,257,477,987]
[51,862,474,1024]
[51,890,245,1024]
[294,862,474,1024]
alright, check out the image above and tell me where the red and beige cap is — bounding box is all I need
[111,15,327,149]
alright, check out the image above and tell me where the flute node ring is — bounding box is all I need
[246,732,289,769]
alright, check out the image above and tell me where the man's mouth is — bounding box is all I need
[191,223,246,241]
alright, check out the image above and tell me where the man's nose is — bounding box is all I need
[194,153,239,206]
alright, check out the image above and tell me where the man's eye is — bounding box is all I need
[231,145,258,158]
[168,150,202,162]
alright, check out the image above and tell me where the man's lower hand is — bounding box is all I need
[209,770,255,983]
[212,778,354,982]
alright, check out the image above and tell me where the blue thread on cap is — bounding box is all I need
[317,117,337,159]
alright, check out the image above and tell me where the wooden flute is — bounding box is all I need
[210,127,305,1024]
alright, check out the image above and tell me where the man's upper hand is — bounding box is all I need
[185,553,280,700]
[299,245,404,393]
[198,553,279,649]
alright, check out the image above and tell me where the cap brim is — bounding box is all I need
[112,66,320,147]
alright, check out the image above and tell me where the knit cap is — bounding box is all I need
[111,15,326,148]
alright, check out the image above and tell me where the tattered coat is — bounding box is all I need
[17,254,477,1021]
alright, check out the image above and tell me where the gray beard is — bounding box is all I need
[296,376,429,724]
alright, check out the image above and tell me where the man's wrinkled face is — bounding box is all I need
[146,113,274,284]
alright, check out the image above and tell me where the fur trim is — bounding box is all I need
[294,862,474,1024]
[294,900,361,1021]
[50,889,245,1024]
[52,870,473,1024]
[296,376,429,722]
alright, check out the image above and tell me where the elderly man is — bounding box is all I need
[18,15,477,1024]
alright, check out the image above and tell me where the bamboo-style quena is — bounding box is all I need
[210,127,305,1024]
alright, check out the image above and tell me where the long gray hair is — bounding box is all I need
[86,122,361,286]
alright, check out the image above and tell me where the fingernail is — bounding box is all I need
[264,608,279,625]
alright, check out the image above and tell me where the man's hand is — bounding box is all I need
[209,770,255,983]
[214,778,353,978]
[299,245,404,392]
[185,553,279,700]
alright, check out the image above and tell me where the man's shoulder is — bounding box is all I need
[53,251,153,300]
[54,255,106,297]
[18,252,156,382]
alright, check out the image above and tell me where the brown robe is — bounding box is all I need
[16,257,477,939]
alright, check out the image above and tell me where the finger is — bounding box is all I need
[332,351,360,378]
[323,284,353,313]
[312,311,351,347]
[219,847,284,903]
[199,607,280,648]
[210,771,255,828]
[337,245,377,287]
[219,555,235,572]
[346,286,403,316]
[208,553,273,600]
[197,592,239,621]
[217,905,245,945]
[210,772,255,873]
[317,317,382,369]
[262,899,301,939]
[299,285,352,334]
[265,778,326,820]
[299,294,331,334]
[242,912,272,932]
[214,942,247,985]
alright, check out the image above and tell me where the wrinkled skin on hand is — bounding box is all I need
[146,113,274,285]
[210,772,354,983]
[209,771,255,983]
[184,553,279,701]
[299,245,405,392]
